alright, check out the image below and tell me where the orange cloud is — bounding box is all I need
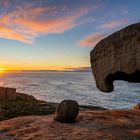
[99,20,128,29]
[15,12,83,34]
[79,33,108,47]
[0,25,33,44]
[0,5,97,44]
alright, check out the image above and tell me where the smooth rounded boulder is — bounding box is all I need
[54,100,79,123]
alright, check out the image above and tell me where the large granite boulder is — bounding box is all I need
[54,100,79,123]
[90,23,140,92]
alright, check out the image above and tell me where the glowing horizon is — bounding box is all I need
[0,66,91,71]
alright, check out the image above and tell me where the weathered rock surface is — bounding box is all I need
[0,110,140,140]
[90,23,140,92]
[54,100,79,123]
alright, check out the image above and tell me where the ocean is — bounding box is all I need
[0,71,140,109]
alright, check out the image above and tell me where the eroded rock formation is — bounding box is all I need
[90,23,140,92]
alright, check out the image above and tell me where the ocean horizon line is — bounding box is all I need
[3,70,92,73]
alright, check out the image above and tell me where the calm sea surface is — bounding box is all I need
[0,72,140,109]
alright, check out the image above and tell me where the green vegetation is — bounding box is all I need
[0,99,56,121]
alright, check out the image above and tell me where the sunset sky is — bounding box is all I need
[0,0,139,71]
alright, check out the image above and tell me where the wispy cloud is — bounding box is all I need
[79,33,108,47]
[99,20,128,29]
[0,25,33,44]
[65,67,91,72]
[0,1,98,44]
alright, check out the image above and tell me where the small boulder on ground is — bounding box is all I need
[54,100,79,123]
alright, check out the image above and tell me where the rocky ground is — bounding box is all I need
[0,93,139,140]
[0,109,140,140]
